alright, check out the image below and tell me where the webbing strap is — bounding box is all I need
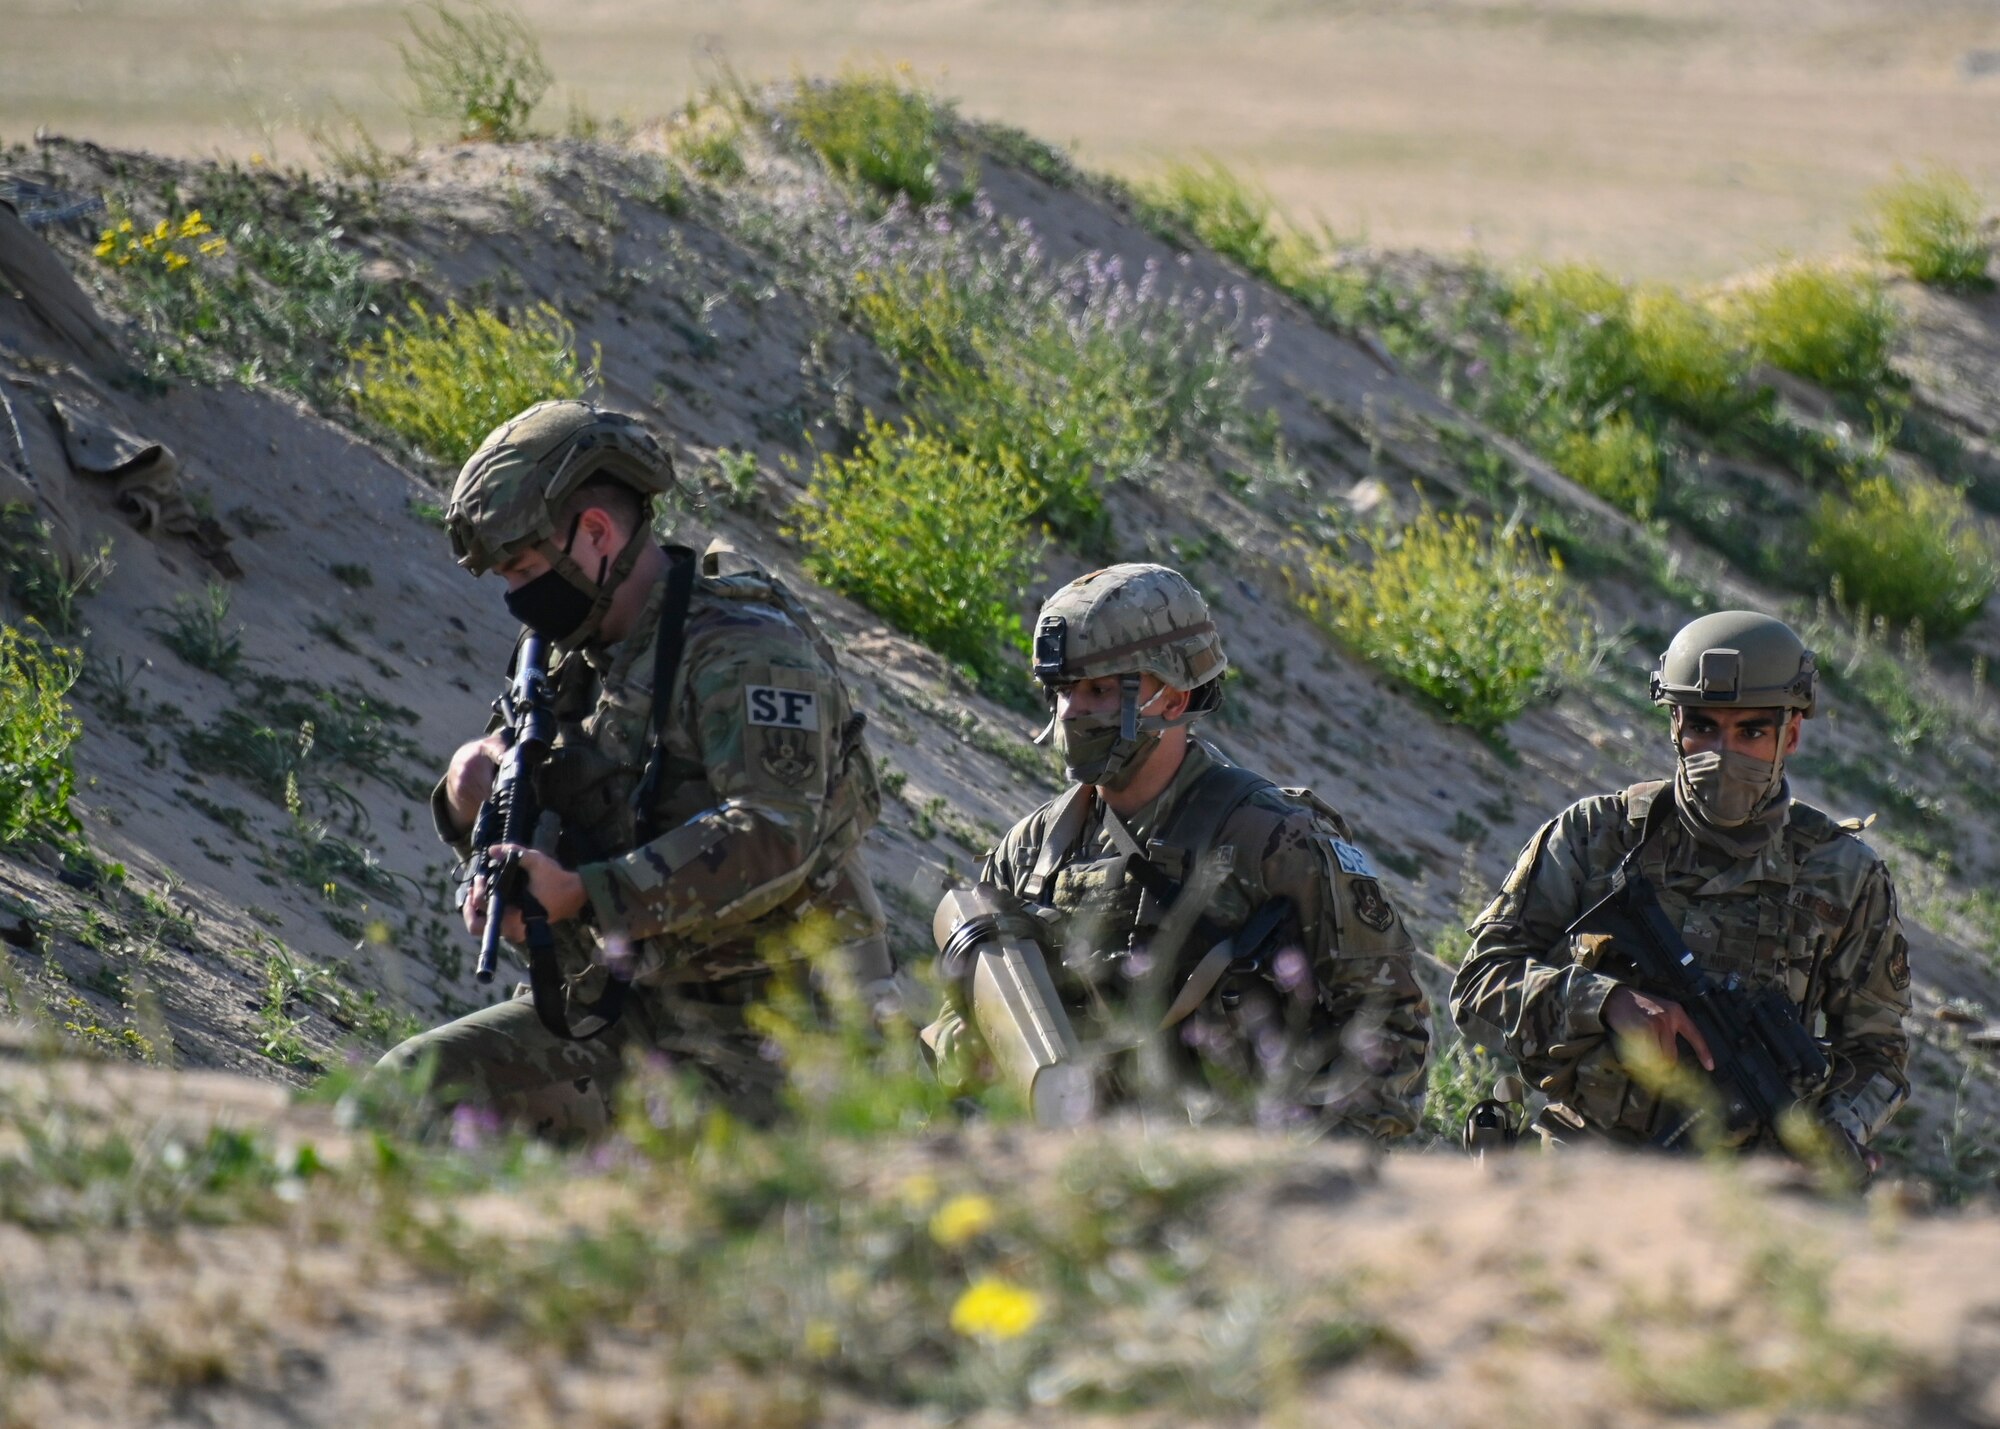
[1029,783,1095,902]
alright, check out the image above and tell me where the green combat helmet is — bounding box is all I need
[1031,564,1228,789]
[445,400,681,648]
[1651,610,1818,827]
[1650,610,1818,716]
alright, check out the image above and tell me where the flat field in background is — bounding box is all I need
[5,0,2000,277]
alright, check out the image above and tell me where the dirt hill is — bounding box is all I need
[3,76,2000,1423]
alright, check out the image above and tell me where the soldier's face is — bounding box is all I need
[1675,707,1802,761]
[491,509,621,592]
[1055,674,1191,721]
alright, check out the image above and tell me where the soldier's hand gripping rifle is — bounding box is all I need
[1566,859,1869,1178]
[469,632,557,984]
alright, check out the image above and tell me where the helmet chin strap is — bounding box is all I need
[534,520,648,650]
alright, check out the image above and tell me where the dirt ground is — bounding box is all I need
[6,0,2000,278]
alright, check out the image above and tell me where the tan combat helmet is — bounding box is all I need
[445,401,682,649]
[1031,564,1227,788]
[1031,563,1227,694]
[445,400,679,576]
[1650,610,1818,717]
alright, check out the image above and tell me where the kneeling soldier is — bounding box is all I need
[1451,611,1910,1165]
[924,564,1430,1135]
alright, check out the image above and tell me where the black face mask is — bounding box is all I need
[504,568,596,642]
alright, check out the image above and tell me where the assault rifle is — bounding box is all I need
[469,631,556,985]
[1566,860,1868,1177]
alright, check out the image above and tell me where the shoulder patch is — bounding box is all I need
[745,685,820,731]
[1349,877,1395,932]
[1329,837,1377,879]
[1886,933,1911,991]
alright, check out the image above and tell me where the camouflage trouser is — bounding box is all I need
[374,980,786,1138]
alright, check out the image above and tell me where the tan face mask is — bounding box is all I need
[1676,747,1784,827]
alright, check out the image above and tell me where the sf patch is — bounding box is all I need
[1349,877,1395,933]
[1329,837,1378,879]
[1886,933,1911,991]
[746,684,820,731]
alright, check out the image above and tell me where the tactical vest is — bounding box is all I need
[1560,780,1861,1139]
[532,545,879,969]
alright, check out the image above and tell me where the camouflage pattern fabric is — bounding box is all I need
[383,546,887,1126]
[1451,779,1910,1149]
[931,738,1431,1136]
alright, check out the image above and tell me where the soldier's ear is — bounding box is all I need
[1784,710,1804,757]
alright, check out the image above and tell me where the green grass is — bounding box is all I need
[401,0,551,143]
[790,418,1042,686]
[1627,285,1763,431]
[1296,507,1582,734]
[1862,167,1992,290]
[666,103,748,182]
[1549,414,1661,518]
[788,66,957,208]
[0,506,112,638]
[1723,261,1899,396]
[152,583,244,678]
[348,299,597,469]
[1809,475,1996,636]
[0,625,82,847]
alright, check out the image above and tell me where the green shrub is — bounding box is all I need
[852,236,1256,547]
[1628,286,1762,431]
[789,67,952,207]
[667,105,747,182]
[1862,167,1992,289]
[1808,476,1996,636]
[401,0,551,143]
[1140,158,1283,276]
[1297,507,1580,733]
[0,626,82,846]
[1550,414,1661,519]
[349,300,596,467]
[791,418,1042,684]
[1723,261,1898,396]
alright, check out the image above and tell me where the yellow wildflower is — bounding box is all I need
[93,233,116,259]
[117,217,134,234]
[929,1193,996,1249]
[199,237,228,257]
[150,219,170,243]
[803,1318,838,1360]
[897,1172,940,1211]
[177,211,210,239]
[950,1277,1042,1341]
[162,251,190,272]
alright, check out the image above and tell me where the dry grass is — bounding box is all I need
[7,1,2000,277]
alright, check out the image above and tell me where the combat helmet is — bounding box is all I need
[1650,610,1818,717]
[445,401,681,649]
[1031,564,1227,789]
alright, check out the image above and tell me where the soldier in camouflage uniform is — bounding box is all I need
[924,565,1431,1136]
[1452,611,1910,1162]
[377,401,891,1133]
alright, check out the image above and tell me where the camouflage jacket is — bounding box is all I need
[1451,779,1910,1147]
[437,545,886,998]
[977,738,1432,1136]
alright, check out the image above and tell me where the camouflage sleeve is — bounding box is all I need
[1266,815,1431,1139]
[1450,802,1627,1085]
[575,624,837,957]
[1816,857,1912,1146]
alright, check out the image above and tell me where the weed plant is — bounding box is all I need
[787,66,957,208]
[92,179,374,396]
[1297,507,1580,733]
[1862,167,1992,290]
[1723,261,1898,396]
[401,0,550,143]
[666,104,748,182]
[1808,476,1996,636]
[848,205,1264,544]
[0,626,82,847]
[792,419,1042,686]
[349,300,597,468]
[0,507,111,637]
[153,583,244,678]
[1549,415,1662,519]
[1627,286,1764,431]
